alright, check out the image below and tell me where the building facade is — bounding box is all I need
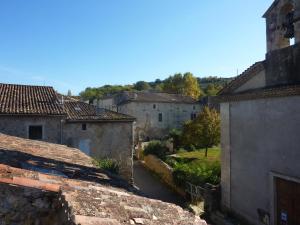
[95,91,202,141]
[219,1,300,225]
[0,83,135,181]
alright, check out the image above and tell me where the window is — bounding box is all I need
[158,113,163,122]
[191,113,197,120]
[153,104,156,109]
[82,124,87,131]
[193,106,196,110]
[28,125,43,140]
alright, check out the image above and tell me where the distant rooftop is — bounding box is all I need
[0,133,206,225]
[64,101,135,122]
[118,91,199,104]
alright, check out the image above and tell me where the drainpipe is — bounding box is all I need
[60,119,64,144]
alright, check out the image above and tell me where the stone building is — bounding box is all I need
[95,91,202,141]
[218,1,300,225]
[0,83,135,180]
[0,133,207,225]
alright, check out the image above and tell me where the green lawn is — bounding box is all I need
[165,147,221,186]
[175,147,220,163]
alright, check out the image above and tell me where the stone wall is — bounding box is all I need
[63,121,133,181]
[0,183,69,225]
[0,115,63,144]
[265,43,300,86]
[144,154,186,197]
[220,95,300,225]
[118,102,202,141]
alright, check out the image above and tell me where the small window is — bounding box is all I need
[82,124,87,131]
[158,113,163,122]
[193,106,196,110]
[153,104,156,109]
[191,113,197,120]
[28,125,43,140]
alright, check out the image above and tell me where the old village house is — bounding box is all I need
[0,83,135,180]
[95,91,202,141]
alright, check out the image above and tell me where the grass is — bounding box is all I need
[165,147,221,187]
[175,147,220,163]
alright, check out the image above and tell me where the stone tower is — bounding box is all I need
[263,0,300,52]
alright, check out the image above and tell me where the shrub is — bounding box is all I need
[93,158,120,174]
[172,161,221,188]
[143,141,169,160]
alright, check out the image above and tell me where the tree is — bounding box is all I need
[182,72,202,99]
[134,81,151,91]
[163,73,203,99]
[204,84,223,96]
[182,107,220,157]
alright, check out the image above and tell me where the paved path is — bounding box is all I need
[133,160,185,206]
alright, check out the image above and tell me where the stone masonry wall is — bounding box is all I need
[63,121,133,181]
[0,115,63,144]
[118,102,201,141]
[0,183,70,225]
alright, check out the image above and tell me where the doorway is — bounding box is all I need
[276,178,300,225]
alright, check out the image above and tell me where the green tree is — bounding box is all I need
[134,81,151,91]
[182,107,220,157]
[204,84,223,96]
[163,73,202,99]
[182,72,202,99]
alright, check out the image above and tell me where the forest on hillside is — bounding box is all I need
[79,73,233,102]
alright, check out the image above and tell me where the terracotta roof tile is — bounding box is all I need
[219,61,265,95]
[119,91,198,104]
[216,85,300,102]
[64,101,135,122]
[0,134,207,225]
[0,83,65,115]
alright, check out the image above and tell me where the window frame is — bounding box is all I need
[27,125,44,140]
[158,113,163,122]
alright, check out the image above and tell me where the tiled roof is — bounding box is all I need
[119,91,198,104]
[0,134,207,225]
[0,83,65,116]
[216,85,300,102]
[64,101,135,122]
[218,61,265,95]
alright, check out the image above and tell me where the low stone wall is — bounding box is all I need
[143,154,186,197]
[0,183,70,225]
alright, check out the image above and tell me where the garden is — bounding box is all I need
[143,107,221,189]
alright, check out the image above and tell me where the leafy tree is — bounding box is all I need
[204,84,223,96]
[182,72,202,99]
[134,81,151,91]
[163,73,202,99]
[182,107,220,157]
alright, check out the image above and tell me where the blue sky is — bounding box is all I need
[0,0,273,95]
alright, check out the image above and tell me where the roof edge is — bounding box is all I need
[216,85,300,103]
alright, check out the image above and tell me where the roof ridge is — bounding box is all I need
[218,61,265,95]
[0,83,54,89]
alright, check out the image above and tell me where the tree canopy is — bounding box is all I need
[79,74,231,101]
[181,107,220,157]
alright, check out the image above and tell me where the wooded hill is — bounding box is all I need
[79,73,233,102]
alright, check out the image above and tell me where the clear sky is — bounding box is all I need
[0,0,273,95]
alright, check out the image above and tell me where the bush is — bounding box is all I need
[143,141,169,160]
[172,161,221,188]
[93,158,120,174]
